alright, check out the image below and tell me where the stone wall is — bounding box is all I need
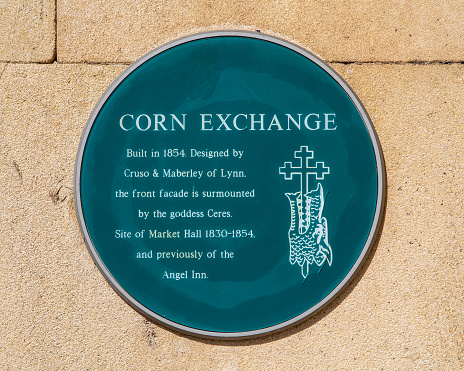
[1,1,463,369]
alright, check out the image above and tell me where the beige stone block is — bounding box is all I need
[0,0,55,62]
[57,0,464,63]
[0,63,463,369]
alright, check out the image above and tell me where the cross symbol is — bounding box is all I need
[279,146,330,195]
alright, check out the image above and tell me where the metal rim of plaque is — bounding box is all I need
[74,30,386,339]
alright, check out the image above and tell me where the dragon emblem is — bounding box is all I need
[280,146,333,278]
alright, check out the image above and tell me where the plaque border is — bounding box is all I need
[74,30,386,340]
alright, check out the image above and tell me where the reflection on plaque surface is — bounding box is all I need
[75,31,385,339]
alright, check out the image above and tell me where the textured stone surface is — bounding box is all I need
[57,0,464,63]
[0,63,463,369]
[0,0,55,62]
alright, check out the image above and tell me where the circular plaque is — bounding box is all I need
[75,31,385,339]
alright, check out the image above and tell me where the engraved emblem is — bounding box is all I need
[280,146,333,278]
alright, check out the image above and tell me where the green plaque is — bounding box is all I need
[75,31,385,339]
